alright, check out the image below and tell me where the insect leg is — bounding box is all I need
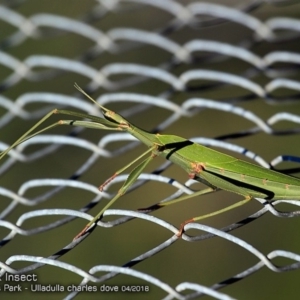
[177,197,252,237]
[74,150,157,239]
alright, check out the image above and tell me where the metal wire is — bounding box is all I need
[1,1,300,299]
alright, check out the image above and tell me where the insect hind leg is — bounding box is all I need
[177,197,252,237]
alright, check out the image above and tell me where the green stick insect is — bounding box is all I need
[1,83,300,240]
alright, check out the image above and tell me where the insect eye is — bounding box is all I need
[103,114,119,124]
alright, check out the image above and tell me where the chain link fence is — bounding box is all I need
[1,1,300,299]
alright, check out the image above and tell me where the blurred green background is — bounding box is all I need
[1,1,300,299]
